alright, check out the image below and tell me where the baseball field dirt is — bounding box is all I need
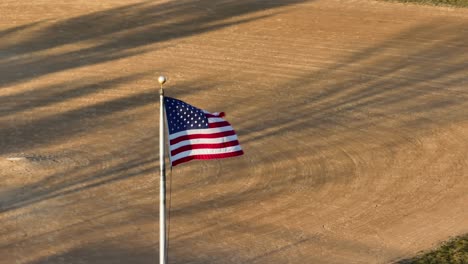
[0,0,467,263]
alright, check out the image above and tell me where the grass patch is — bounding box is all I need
[382,0,468,7]
[398,234,468,264]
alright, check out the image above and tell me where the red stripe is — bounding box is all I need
[171,140,240,156]
[172,150,244,166]
[208,121,231,128]
[170,130,236,145]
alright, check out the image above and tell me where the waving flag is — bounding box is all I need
[164,97,243,166]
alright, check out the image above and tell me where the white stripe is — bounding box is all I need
[208,117,225,123]
[203,110,218,114]
[171,145,243,162]
[170,135,239,151]
[169,126,233,140]
[204,110,224,116]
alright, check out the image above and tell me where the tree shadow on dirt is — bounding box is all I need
[1,3,467,263]
[0,141,156,213]
[0,0,308,214]
[29,244,156,264]
[0,0,306,88]
[236,22,468,146]
[24,229,376,264]
[0,1,309,262]
[161,21,468,263]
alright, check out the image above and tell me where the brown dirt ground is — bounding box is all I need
[0,0,467,263]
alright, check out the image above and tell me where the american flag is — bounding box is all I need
[164,97,244,167]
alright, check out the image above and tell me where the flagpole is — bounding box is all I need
[158,75,167,264]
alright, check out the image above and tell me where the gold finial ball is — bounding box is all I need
[158,75,167,85]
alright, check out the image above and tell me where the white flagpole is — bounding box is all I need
[158,75,167,264]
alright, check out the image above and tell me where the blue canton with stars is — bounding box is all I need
[164,97,210,134]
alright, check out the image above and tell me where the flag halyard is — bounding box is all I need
[164,97,243,166]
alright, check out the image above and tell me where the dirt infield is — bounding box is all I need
[0,0,467,263]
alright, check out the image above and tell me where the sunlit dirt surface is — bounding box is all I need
[0,0,467,263]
